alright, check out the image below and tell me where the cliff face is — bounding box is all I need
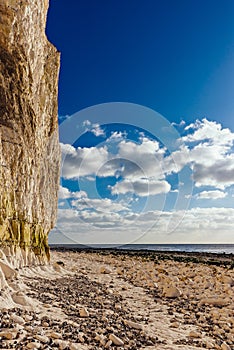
[0,0,60,265]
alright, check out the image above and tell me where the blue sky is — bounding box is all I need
[46,1,234,245]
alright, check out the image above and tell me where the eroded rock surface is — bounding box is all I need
[0,0,60,264]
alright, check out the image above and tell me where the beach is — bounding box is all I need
[0,249,233,349]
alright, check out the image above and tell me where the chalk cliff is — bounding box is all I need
[0,0,60,266]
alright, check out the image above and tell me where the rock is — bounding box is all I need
[100,266,112,274]
[0,330,17,340]
[205,341,216,349]
[0,261,17,280]
[116,267,124,275]
[221,342,231,350]
[70,344,83,350]
[35,334,50,343]
[42,321,50,327]
[0,0,60,262]
[78,333,85,343]
[105,340,113,348]
[188,330,201,338]
[26,342,41,349]
[25,315,33,322]
[79,307,89,317]
[124,320,143,330]
[109,334,124,346]
[12,292,33,307]
[48,331,62,339]
[54,339,69,349]
[170,321,180,328]
[164,286,181,298]
[10,314,25,325]
[200,298,228,307]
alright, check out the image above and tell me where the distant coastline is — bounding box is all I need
[50,243,234,255]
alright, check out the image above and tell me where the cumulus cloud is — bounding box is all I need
[83,120,105,137]
[61,143,109,178]
[111,178,171,197]
[196,190,227,200]
[60,118,234,197]
[71,197,129,213]
[184,118,234,146]
[53,206,234,244]
[58,186,87,200]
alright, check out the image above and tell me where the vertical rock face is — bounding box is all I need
[0,0,60,264]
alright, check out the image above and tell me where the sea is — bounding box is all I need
[50,244,234,255]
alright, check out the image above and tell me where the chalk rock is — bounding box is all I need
[124,320,143,330]
[221,342,231,350]
[26,342,41,349]
[0,0,60,262]
[109,334,124,346]
[170,321,180,328]
[48,331,62,339]
[35,334,50,343]
[164,286,181,298]
[189,330,201,338]
[100,266,112,274]
[70,344,84,350]
[0,330,18,340]
[12,292,34,307]
[200,298,228,307]
[54,339,69,349]
[79,307,89,317]
[10,314,25,325]
[0,261,17,279]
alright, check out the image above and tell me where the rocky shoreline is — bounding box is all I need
[0,249,233,349]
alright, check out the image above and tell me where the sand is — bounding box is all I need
[0,249,233,349]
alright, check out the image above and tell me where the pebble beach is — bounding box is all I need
[0,249,233,350]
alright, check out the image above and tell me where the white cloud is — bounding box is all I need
[58,186,87,200]
[111,178,171,197]
[52,206,234,244]
[196,190,227,200]
[91,123,105,137]
[60,118,234,197]
[71,197,129,213]
[183,118,234,146]
[61,143,109,179]
[82,120,105,137]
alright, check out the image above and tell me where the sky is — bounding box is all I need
[46,0,234,245]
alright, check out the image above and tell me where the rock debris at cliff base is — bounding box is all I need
[0,250,233,349]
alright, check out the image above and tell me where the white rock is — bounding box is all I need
[221,342,231,350]
[70,344,83,350]
[0,261,17,279]
[79,307,89,317]
[10,314,25,325]
[26,342,41,349]
[25,315,33,322]
[124,320,143,330]
[100,266,112,274]
[54,339,69,349]
[78,333,85,342]
[12,292,33,307]
[48,331,62,339]
[200,298,228,307]
[109,334,124,346]
[35,334,50,343]
[0,330,17,340]
[164,286,181,298]
[105,340,112,348]
[189,330,201,338]
[170,321,180,328]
